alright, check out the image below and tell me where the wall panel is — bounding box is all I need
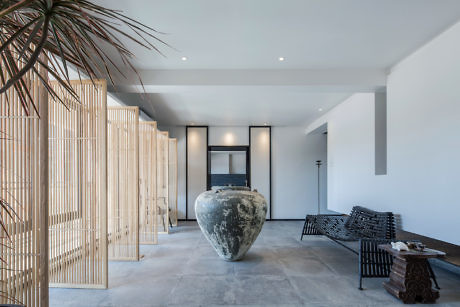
[168,138,178,226]
[139,122,158,244]
[186,127,208,220]
[107,107,139,261]
[1,69,43,306]
[250,127,271,219]
[48,80,108,288]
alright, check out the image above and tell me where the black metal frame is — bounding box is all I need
[207,145,250,190]
[249,126,272,220]
[185,125,272,221]
[359,238,394,290]
[185,125,208,221]
[301,208,439,290]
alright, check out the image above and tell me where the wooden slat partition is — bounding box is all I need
[107,107,139,261]
[1,69,43,306]
[139,122,158,244]
[157,131,169,233]
[48,80,108,289]
[168,138,178,227]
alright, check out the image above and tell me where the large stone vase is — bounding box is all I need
[195,186,267,261]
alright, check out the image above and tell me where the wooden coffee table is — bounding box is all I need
[378,244,445,304]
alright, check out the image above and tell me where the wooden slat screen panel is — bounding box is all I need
[157,131,169,233]
[168,138,178,227]
[48,80,108,289]
[107,107,139,261]
[1,70,42,306]
[139,122,158,244]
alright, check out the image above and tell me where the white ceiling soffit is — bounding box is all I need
[92,0,460,126]
[112,88,351,126]
[94,0,460,70]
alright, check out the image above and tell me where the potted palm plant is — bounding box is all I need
[0,1,167,305]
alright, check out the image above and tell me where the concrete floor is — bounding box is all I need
[50,221,460,306]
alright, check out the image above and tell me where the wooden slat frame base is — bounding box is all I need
[139,122,158,244]
[168,138,178,227]
[157,131,169,234]
[1,69,43,306]
[107,107,139,261]
[48,80,108,289]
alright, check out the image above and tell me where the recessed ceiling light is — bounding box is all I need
[264,123,268,126]
[181,56,187,61]
[278,57,285,61]
[318,108,323,112]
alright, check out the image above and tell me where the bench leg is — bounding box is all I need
[300,215,321,240]
[300,222,306,240]
[300,217,308,240]
[428,262,440,290]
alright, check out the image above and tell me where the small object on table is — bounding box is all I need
[406,240,426,251]
[378,244,445,304]
[391,241,409,251]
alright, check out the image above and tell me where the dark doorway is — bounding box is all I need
[207,146,250,190]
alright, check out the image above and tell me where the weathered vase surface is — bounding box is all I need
[195,186,267,261]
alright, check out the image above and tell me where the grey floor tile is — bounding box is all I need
[168,276,236,306]
[49,221,460,307]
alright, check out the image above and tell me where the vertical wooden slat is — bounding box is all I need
[39,56,49,306]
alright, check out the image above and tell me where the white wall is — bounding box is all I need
[307,93,378,215]
[162,125,325,220]
[306,22,460,244]
[386,21,460,244]
[211,153,230,174]
[272,127,329,219]
[230,153,246,174]
[250,127,271,218]
[186,127,208,219]
[209,126,248,146]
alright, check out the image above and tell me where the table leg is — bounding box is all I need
[383,257,439,304]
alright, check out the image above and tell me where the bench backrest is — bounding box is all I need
[345,206,395,239]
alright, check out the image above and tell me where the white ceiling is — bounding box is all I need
[93,0,460,126]
[113,87,352,126]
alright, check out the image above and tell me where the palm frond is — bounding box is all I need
[0,0,169,115]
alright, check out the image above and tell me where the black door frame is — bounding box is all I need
[185,126,272,221]
[207,145,250,190]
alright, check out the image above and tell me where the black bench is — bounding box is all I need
[301,206,439,290]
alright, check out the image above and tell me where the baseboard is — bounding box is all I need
[430,258,460,277]
[178,218,304,222]
[269,219,304,221]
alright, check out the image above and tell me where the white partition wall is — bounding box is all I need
[186,126,208,220]
[250,127,271,219]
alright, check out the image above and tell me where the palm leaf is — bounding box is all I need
[0,0,168,115]
[0,0,169,276]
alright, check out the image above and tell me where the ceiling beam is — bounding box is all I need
[109,69,387,93]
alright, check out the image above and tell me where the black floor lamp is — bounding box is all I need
[316,160,322,214]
